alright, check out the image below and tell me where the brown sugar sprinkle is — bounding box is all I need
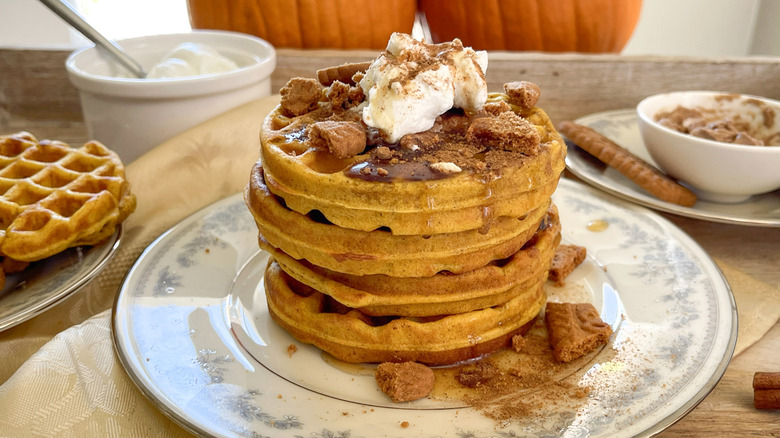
[428,316,613,423]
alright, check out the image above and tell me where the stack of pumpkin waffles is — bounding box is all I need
[245,34,566,366]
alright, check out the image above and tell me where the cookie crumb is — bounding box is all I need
[545,302,612,363]
[456,362,497,388]
[504,81,541,110]
[511,334,527,353]
[375,362,435,402]
[548,244,587,286]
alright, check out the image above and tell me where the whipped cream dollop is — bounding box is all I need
[146,42,239,79]
[359,33,488,143]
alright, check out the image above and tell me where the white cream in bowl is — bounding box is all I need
[66,31,276,163]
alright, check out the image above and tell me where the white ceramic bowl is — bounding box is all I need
[637,91,780,203]
[66,30,276,163]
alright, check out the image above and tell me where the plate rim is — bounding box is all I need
[565,108,780,227]
[111,182,738,438]
[0,225,124,332]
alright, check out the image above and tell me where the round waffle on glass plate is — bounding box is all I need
[0,132,135,331]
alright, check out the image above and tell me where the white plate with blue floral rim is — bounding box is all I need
[0,227,122,332]
[112,178,736,438]
[565,109,780,227]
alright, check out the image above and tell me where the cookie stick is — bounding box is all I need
[753,372,780,409]
[559,121,697,207]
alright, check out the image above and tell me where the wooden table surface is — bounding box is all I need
[1,48,778,436]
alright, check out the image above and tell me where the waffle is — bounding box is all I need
[247,166,550,277]
[264,259,546,366]
[0,132,136,262]
[261,206,560,317]
[260,101,566,235]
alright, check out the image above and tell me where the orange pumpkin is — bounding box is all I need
[186,0,417,49]
[419,0,643,53]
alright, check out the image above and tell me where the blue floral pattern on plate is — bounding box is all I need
[0,227,121,331]
[113,179,736,438]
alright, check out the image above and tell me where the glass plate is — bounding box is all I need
[113,180,736,437]
[565,109,780,227]
[0,226,122,331]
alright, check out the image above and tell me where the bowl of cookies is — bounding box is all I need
[636,91,780,203]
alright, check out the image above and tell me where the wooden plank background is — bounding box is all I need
[3,48,780,145]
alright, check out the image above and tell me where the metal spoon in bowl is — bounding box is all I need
[37,0,147,78]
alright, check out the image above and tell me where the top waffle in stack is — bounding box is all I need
[245,33,566,366]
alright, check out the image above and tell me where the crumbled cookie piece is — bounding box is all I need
[510,334,527,353]
[326,80,365,113]
[481,100,512,116]
[280,77,322,117]
[504,81,541,110]
[430,162,462,174]
[400,131,440,150]
[548,244,587,286]
[375,362,435,402]
[545,302,612,363]
[316,61,372,86]
[467,111,541,155]
[374,146,393,160]
[308,121,366,158]
[456,361,497,388]
[287,344,298,358]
